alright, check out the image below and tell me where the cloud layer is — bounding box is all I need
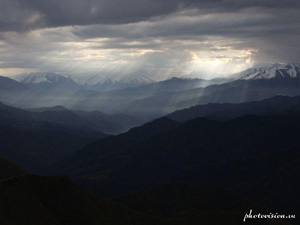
[0,0,299,79]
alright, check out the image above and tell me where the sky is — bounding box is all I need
[0,0,299,80]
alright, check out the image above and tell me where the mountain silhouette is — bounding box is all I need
[167,95,300,122]
[0,156,290,225]
[47,114,300,223]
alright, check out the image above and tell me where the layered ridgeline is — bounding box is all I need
[3,63,299,120]
[27,105,144,134]
[0,157,286,225]
[0,100,146,172]
[1,71,227,116]
[46,106,300,223]
[121,63,300,118]
[166,95,300,122]
[0,99,143,134]
[0,101,108,172]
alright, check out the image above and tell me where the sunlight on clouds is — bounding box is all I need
[0,68,38,76]
[188,47,256,78]
[0,25,258,79]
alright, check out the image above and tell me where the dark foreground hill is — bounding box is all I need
[0,156,291,225]
[47,114,300,224]
[0,124,105,172]
[0,157,167,225]
[0,157,28,181]
[0,175,165,225]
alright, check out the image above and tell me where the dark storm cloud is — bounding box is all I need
[72,8,299,41]
[0,0,299,31]
[0,0,180,31]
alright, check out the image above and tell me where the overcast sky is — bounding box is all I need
[0,0,299,80]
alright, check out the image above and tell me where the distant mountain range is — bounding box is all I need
[27,105,144,134]
[120,70,300,119]
[12,72,76,84]
[8,62,300,89]
[0,101,108,172]
[0,101,142,134]
[9,71,231,93]
[10,72,80,92]
[0,101,144,172]
[11,72,157,92]
[1,62,300,120]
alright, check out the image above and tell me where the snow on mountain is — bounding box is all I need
[71,75,119,86]
[119,75,156,85]
[71,74,155,86]
[10,72,157,92]
[12,72,74,84]
[236,63,300,80]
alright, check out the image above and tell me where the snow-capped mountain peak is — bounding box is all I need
[10,72,156,91]
[12,72,73,84]
[236,63,300,80]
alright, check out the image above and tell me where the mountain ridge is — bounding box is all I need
[234,63,300,80]
[166,95,300,122]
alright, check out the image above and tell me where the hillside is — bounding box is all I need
[46,114,300,225]
[166,95,300,122]
[0,102,108,172]
[0,157,285,225]
[0,157,28,181]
